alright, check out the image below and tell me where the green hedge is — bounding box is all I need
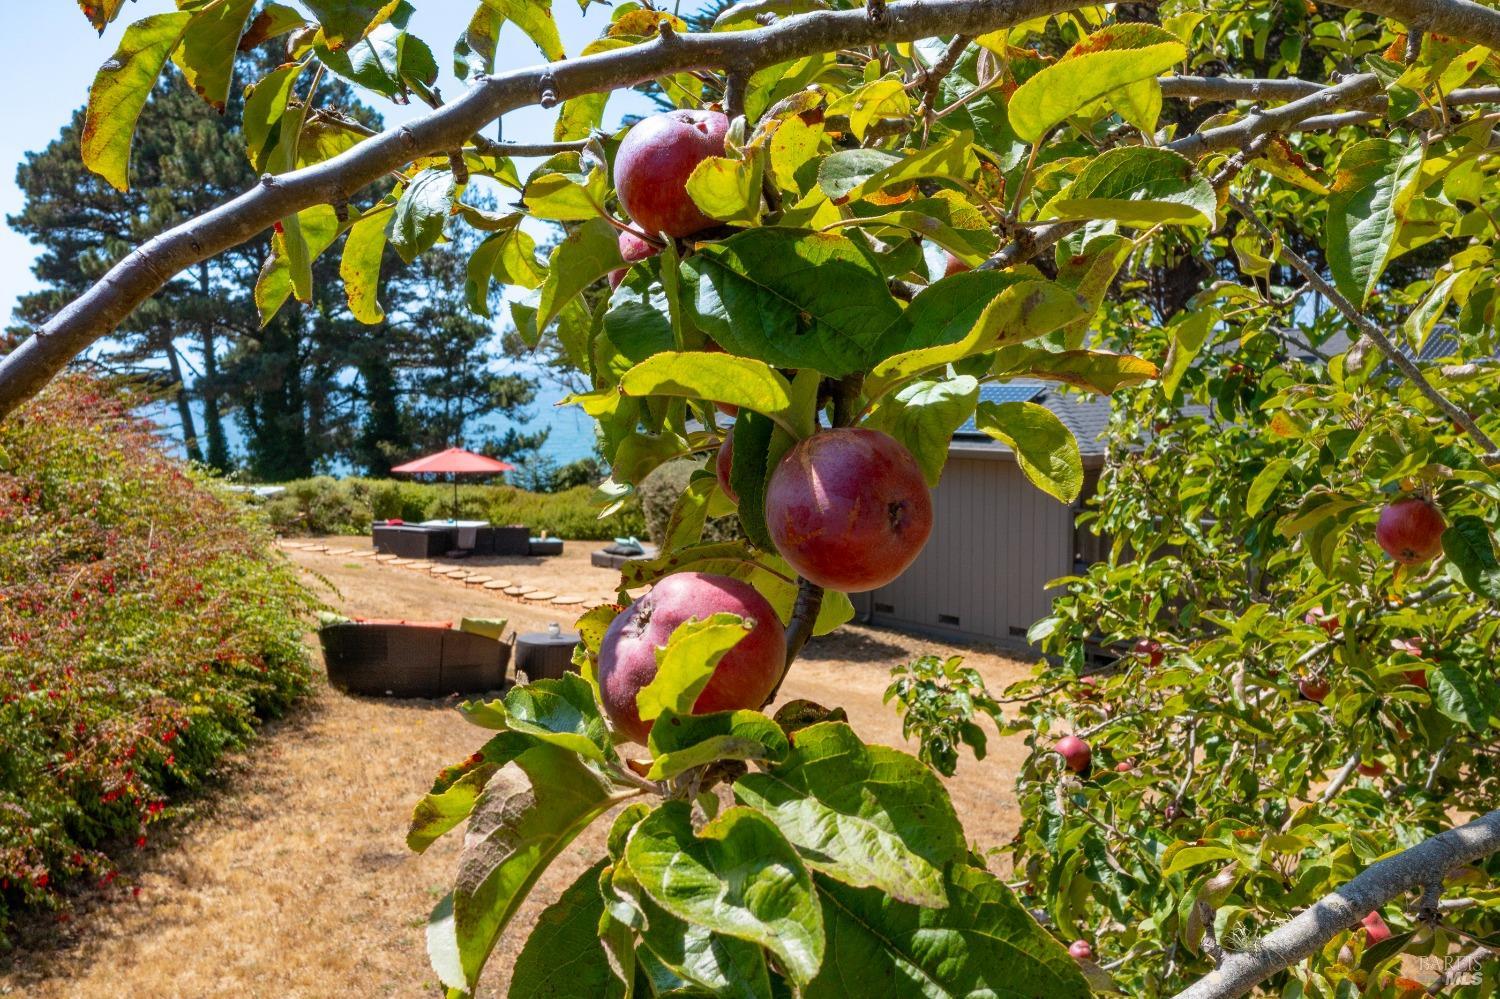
[0,379,317,928]
[261,476,647,540]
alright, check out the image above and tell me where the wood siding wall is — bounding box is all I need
[855,456,1078,648]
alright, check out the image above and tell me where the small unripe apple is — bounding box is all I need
[1358,760,1386,777]
[1376,496,1446,565]
[597,572,786,743]
[607,229,660,290]
[765,428,933,592]
[1298,676,1330,703]
[715,435,737,503]
[1134,638,1164,668]
[1362,910,1392,944]
[613,109,729,238]
[1114,759,1134,773]
[942,251,970,277]
[1054,735,1091,773]
[1067,940,1093,961]
[1304,606,1339,635]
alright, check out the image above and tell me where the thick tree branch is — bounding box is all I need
[1325,0,1500,50]
[1173,808,1500,999]
[1231,196,1500,460]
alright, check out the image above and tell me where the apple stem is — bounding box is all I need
[775,578,825,684]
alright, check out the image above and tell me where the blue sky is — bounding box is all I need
[0,1,660,326]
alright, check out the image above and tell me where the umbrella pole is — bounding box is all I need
[452,473,459,522]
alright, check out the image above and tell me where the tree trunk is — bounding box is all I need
[197,263,230,472]
[164,340,204,465]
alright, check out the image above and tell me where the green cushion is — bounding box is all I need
[459,617,508,640]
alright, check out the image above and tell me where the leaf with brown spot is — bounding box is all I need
[81,12,194,192]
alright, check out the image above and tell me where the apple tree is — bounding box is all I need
[15,0,1500,996]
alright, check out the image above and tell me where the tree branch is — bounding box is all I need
[1324,0,1500,50]
[1230,196,1500,460]
[1173,808,1500,999]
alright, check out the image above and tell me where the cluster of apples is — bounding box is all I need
[596,111,936,744]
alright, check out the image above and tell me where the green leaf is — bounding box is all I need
[841,193,999,264]
[1161,843,1240,876]
[691,228,901,377]
[407,764,500,853]
[1442,515,1500,600]
[997,347,1158,394]
[635,613,753,724]
[1431,663,1495,731]
[466,222,544,316]
[1008,24,1186,142]
[315,15,439,101]
[619,352,804,437]
[510,860,627,999]
[610,431,689,486]
[730,410,793,550]
[661,474,715,552]
[243,61,309,172]
[862,376,979,486]
[868,278,1087,396]
[734,721,965,907]
[173,0,257,112]
[806,865,1090,997]
[340,206,392,325]
[479,0,566,61]
[1246,458,1294,517]
[255,204,342,323]
[646,708,789,780]
[686,153,765,226]
[302,0,401,49]
[1325,138,1425,307]
[537,218,625,335]
[626,802,824,985]
[390,168,456,263]
[975,400,1083,502]
[523,168,607,222]
[817,132,978,202]
[1161,307,1218,396]
[1043,147,1216,228]
[426,743,623,993]
[82,12,194,191]
[496,673,617,764]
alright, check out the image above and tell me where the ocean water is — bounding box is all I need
[142,372,599,479]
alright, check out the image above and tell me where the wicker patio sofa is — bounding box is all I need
[319,621,511,697]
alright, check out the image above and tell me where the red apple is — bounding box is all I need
[608,229,661,290]
[1376,497,1446,565]
[1074,674,1100,701]
[1362,910,1392,944]
[1358,760,1386,777]
[597,571,786,743]
[715,435,737,503]
[613,109,729,238]
[765,428,933,592]
[1404,668,1429,690]
[943,251,970,277]
[1304,607,1339,635]
[1068,940,1093,961]
[1134,638,1164,668]
[1114,760,1134,773]
[1055,735,1092,773]
[1298,676,1330,703]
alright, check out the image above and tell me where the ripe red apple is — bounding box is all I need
[1114,759,1134,773]
[765,428,933,592]
[1067,940,1092,962]
[943,251,970,277]
[1304,607,1339,635]
[715,435,737,503]
[1362,910,1392,944]
[1134,638,1164,668]
[613,109,729,238]
[1298,676,1330,703]
[1074,674,1100,701]
[597,571,786,743]
[1376,496,1446,565]
[608,229,661,290]
[1055,735,1092,773]
[1403,668,1429,690]
[1358,760,1386,777]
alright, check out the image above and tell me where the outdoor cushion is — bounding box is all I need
[352,617,453,628]
[459,617,508,640]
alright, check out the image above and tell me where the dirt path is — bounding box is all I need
[2,545,1037,998]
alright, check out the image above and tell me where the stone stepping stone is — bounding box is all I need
[523,591,557,601]
[406,561,434,570]
[326,547,354,556]
[348,550,376,559]
[428,564,453,574]
[443,569,471,579]
[503,586,535,596]
[551,595,585,606]
[373,554,398,562]
[482,580,510,590]
[304,545,330,552]
[582,599,606,610]
[278,540,308,549]
[388,557,413,566]
[464,575,494,586]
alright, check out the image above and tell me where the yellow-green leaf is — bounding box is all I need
[341,206,392,325]
[620,351,806,436]
[975,400,1083,502]
[1043,147,1216,228]
[635,614,753,723]
[82,12,194,191]
[686,153,765,226]
[173,0,257,112]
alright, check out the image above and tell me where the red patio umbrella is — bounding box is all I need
[390,447,516,522]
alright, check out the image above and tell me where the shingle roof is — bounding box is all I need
[951,382,1114,457]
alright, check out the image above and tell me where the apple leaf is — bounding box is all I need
[862,376,980,486]
[626,802,824,986]
[817,132,978,202]
[974,400,1084,503]
[1431,662,1496,731]
[465,220,544,317]
[730,410,792,550]
[341,205,393,325]
[536,218,625,335]
[82,12,194,191]
[690,228,901,377]
[686,153,765,226]
[996,347,1159,394]
[734,721,967,907]
[510,860,627,999]
[1008,24,1185,142]
[1160,306,1219,396]
[1325,137,1425,307]
[255,204,343,324]
[634,613,754,724]
[479,0,566,62]
[243,61,309,172]
[619,352,806,437]
[1245,458,1295,518]
[1043,147,1217,228]
[301,0,401,50]
[838,192,999,264]
[646,708,789,780]
[389,168,457,263]
[173,0,257,112]
[484,672,617,764]
[1442,515,1500,600]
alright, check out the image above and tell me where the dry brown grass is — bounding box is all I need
[1,546,1039,998]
